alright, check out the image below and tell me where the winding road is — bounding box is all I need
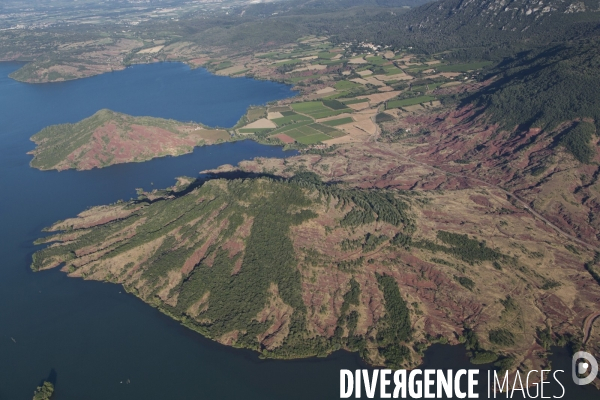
[583,312,600,344]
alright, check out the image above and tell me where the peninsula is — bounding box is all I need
[29,110,230,171]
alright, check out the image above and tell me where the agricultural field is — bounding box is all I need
[228,41,485,148]
[322,100,347,110]
[290,101,329,113]
[221,38,495,147]
[290,100,352,119]
[317,51,337,59]
[322,117,354,126]
[383,65,405,75]
[271,112,313,126]
[246,107,266,122]
[267,120,346,144]
[334,81,363,90]
[288,75,321,83]
[236,98,353,144]
[365,56,386,65]
[386,95,437,109]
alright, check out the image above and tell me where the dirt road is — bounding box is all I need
[583,312,600,344]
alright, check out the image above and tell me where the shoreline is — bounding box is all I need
[5,57,299,86]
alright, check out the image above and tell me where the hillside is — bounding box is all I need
[330,0,600,58]
[403,0,600,33]
[466,38,600,132]
[3,0,600,84]
[29,110,230,171]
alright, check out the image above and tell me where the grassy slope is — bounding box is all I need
[30,109,117,170]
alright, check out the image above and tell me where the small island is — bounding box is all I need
[29,109,230,171]
[33,381,54,400]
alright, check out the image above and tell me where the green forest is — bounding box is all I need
[467,39,600,134]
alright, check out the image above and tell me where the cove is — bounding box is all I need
[0,62,596,400]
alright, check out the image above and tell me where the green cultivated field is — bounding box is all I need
[309,123,345,136]
[341,98,369,105]
[386,95,437,109]
[366,56,386,65]
[212,61,233,71]
[427,82,446,90]
[272,112,312,126]
[409,84,428,92]
[291,101,351,119]
[384,66,404,75]
[274,59,303,66]
[269,121,345,144]
[318,51,336,59]
[291,101,329,113]
[322,117,354,126]
[309,109,351,119]
[335,81,363,90]
[256,52,281,59]
[322,100,347,110]
[269,121,313,135]
[290,133,331,144]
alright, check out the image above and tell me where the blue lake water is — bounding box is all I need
[0,62,597,399]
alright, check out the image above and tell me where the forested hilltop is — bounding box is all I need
[466,38,600,132]
[350,0,600,57]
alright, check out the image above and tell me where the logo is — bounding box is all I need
[339,356,599,399]
[572,351,598,386]
[340,368,567,398]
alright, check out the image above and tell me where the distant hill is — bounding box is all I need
[465,38,600,132]
[328,0,600,58]
[184,0,435,49]
[241,0,434,15]
[407,0,600,29]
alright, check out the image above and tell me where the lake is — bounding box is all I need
[0,62,596,399]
